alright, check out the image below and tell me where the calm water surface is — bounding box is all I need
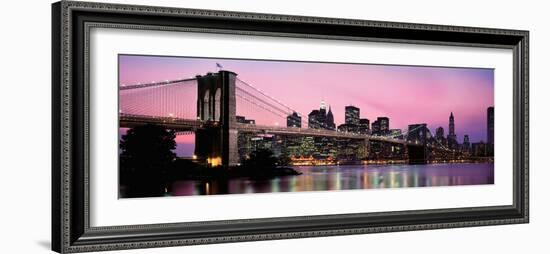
[169,163,494,196]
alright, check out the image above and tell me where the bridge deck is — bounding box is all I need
[236,123,408,144]
[119,78,197,91]
[119,114,202,131]
[119,114,411,145]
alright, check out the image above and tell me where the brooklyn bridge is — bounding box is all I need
[119,70,449,168]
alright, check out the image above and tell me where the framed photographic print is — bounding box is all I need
[52,1,529,253]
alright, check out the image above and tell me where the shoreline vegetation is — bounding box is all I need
[118,124,303,197]
[120,151,303,198]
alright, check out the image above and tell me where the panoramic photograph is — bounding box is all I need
[118,54,495,198]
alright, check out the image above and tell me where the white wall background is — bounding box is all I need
[0,0,547,253]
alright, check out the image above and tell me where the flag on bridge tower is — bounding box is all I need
[216,62,223,71]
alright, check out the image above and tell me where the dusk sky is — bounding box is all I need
[119,54,494,155]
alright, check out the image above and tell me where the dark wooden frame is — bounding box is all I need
[52,1,529,253]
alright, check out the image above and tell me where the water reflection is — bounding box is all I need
[170,163,494,196]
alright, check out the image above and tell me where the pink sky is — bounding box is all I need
[119,55,494,143]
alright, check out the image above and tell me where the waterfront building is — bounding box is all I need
[237,133,281,162]
[314,136,337,160]
[282,136,302,158]
[336,138,365,162]
[300,136,316,156]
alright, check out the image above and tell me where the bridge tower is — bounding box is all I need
[194,71,239,168]
[406,123,428,164]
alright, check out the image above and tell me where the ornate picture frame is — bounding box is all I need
[52,1,529,253]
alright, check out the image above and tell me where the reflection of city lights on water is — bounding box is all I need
[271,178,280,193]
[163,163,493,197]
[402,172,409,187]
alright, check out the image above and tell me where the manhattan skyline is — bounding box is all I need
[119,54,494,145]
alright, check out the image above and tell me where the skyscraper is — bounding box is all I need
[317,100,327,128]
[345,105,360,125]
[371,117,389,136]
[319,100,327,116]
[463,135,470,151]
[307,100,334,130]
[487,107,494,144]
[448,112,456,139]
[378,117,389,135]
[287,112,301,128]
[358,118,370,134]
[447,112,457,148]
[436,126,445,140]
[326,106,335,130]
[434,126,447,147]
[371,119,380,135]
[487,106,494,155]
[463,134,470,144]
[320,100,327,111]
[308,110,322,129]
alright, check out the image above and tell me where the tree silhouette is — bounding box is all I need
[119,124,176,197]
[243,148,279,170]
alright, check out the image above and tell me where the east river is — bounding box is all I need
[168,163,494,196]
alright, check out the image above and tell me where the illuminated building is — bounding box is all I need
[286,111,302,128]
[345,105,360,125]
